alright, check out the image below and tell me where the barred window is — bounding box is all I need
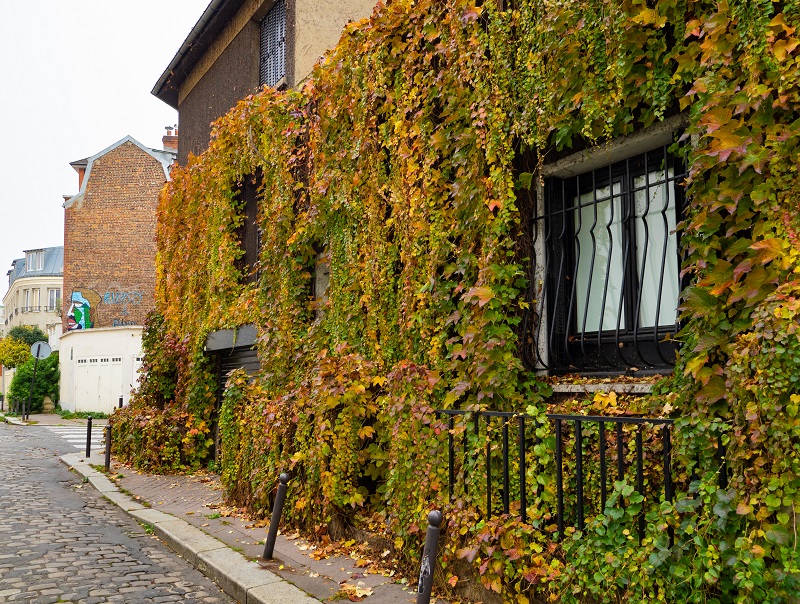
[259,0,286,88]
[535,146,686,373]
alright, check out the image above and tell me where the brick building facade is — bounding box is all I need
[59,135,175,413]
[62,136,174,331]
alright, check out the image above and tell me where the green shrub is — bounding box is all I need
[9,352,59,414]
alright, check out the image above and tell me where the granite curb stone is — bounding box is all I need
[154,520,227,566]
[60,451,321,604]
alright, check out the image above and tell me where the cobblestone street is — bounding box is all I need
[0,422,233,604]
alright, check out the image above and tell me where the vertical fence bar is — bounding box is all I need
[663,424,674,547]
[555,419,564,538]
[575,420,584,532]
[717,435,728,489]
[448,416,454,501]
[616,422,625,480]
[463,413,469,500]
[599,421,607,512]
[662,425,672,502]
[636,427,644,542]
[533,434,541,500]
[502,419,510,515]
[486,416,492,520]
[518,415,527,524]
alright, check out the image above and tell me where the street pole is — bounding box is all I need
[25,343,42,422]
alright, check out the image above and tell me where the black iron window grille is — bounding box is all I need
[532,146,686,373]
[259,0,286,88]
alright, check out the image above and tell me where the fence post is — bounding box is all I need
[416,510,443,604]
[85,417,92,457]
[104,424,112,472]
[262,473,289,560]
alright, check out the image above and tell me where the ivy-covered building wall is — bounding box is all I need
[114,1,800,602]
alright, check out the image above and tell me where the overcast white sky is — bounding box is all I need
[0,0,208,279]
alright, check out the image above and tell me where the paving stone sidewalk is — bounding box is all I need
[107,466,426,603]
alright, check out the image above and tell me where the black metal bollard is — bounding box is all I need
[104,424,112,472]
[262,473,290,560]
[118,396,123,409]
[416,510,443,604]
[85,417,92,457]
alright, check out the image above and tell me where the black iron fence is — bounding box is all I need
[433,409,715,542]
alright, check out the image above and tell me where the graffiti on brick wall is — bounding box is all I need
[112,319,137,327]
[103,288,144,326]
[67,289,100,330]
[103,290,143,307]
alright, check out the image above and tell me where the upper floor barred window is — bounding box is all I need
[259,0,286,88]
[530,145,686,374]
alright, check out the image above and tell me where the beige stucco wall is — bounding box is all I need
[179,0,378,104]
[293,0,377,84]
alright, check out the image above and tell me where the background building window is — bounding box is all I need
[259,0,286,88]
[538,146,686,373]
[26,250,44,271]
[48,288,61,311]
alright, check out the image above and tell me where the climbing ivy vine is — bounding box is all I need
[114,0,800,601]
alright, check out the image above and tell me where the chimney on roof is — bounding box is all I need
[163,125,178,152]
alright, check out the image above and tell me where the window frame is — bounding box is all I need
[26,250,44,272]
[259,0,286,88]
[48,288,61,312]
[532,144,687,375]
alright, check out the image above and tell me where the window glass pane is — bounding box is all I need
[48,288,60,309]
[634,169,679,328]
[574,181,625,333]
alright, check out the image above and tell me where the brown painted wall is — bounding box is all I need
[174,0,379,164]
[62,141,166,331]
[177,22,260,164]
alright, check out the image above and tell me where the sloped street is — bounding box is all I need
[0,422,232,604]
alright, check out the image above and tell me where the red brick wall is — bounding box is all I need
[63,141,167,332]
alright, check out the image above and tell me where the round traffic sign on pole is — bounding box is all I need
[30,341,51,360]
[24,342,51,421]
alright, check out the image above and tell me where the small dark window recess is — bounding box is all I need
[260,0,286,88]
[531,145,687,374]
[236,173,262,284]
[312,249,330,316]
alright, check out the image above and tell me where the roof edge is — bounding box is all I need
[63,136,176,209]
[152,0,246,109]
